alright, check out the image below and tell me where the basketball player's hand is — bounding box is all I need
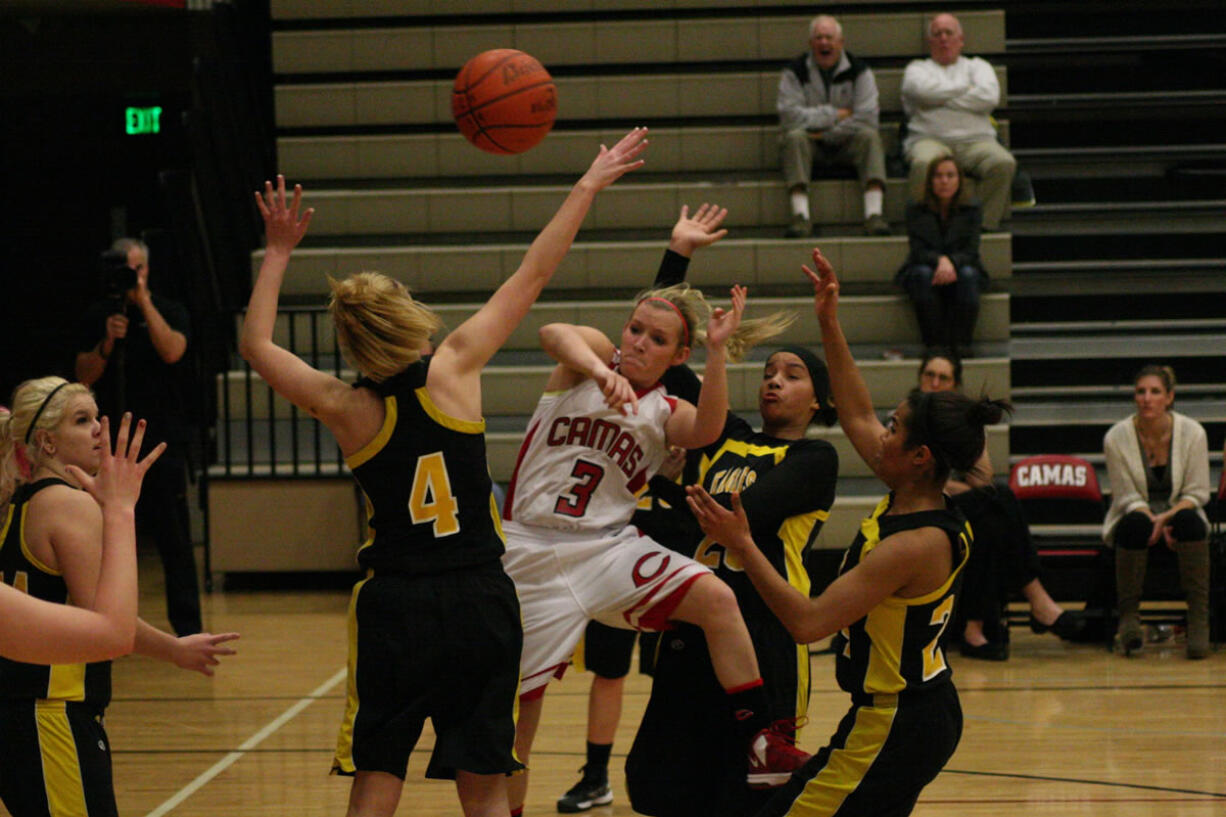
[594,367,639,416]
[580,127,648,193]
[171,632,241,677]
[67,414,165,514]
[669,203,729,257]
[705,285,746,349]
[256,174,314,255]
[657,446,687,480]
[685,486,754,553]
[803,248,839,324]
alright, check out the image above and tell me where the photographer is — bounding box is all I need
[75,238,202,636]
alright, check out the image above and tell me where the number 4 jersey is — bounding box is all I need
[504,377,676,532]
[347,358,507,575]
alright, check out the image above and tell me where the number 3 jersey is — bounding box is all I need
[347,357,506,575]
[833,494,972,697]
[504,377,676,532]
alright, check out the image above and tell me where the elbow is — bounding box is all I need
[787,619,825,645]
[538,322,571,354]
[102,626,137,660]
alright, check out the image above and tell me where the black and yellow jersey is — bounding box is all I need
[833,494,971,697]
[0,479,112,705]
[348,357,505,575]
[690,415,837,619]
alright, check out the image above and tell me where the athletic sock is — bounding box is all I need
[790,191,810,221]
[725,678,770,743]
[863,187,884,218]
[585,741,612,782]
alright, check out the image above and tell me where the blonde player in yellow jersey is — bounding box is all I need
[687,248,1010,817]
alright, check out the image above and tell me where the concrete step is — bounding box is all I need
[234,291,1010,358]
[216,355,1012,421]
[294,177,922,236]
[274,66,1006,129]
[271,10,1004,73]
[255,233,1013,297]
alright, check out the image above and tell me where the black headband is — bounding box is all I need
[24,382,69,445]
[775,346,831,402]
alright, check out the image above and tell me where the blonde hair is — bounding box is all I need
[632,284,796,363]
[0,377,91,509]
[327,272,444,382]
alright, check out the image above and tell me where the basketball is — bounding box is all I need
[452,49,558,155]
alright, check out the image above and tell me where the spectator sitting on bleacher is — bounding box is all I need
[1104,364,1211,659]
[895,156,987,358]
[777,14,891,239]
[918,350,1086,661]
[901,12,1016,232]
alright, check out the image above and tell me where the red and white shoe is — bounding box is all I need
[747,719,811,789]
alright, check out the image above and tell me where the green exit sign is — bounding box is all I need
[125,106,162,135]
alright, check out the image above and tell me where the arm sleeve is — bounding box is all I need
[948,57,1000,113]
[948,206,984,270]
[1104,428,1149,517]
[828,68,881,139]
[1176,419,1211,509]
[654,248,691,288]
[157,295,192,346]
[905,205,942,268]
[901,59,969,113]
[777,68,838,132]
[737,441,839,532]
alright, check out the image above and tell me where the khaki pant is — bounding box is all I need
[907,137,1016,229]
[780,124,887,192]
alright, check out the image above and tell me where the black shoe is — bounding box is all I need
[960,640,1009,661]
[557,775,613,813]
[1030,611,1086,641]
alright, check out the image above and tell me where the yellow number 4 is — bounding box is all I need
[408,452,460,537]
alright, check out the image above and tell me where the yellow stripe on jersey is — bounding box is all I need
[863,598,909,695]
[47,662,86,701]
[415,386,485,435]
[346,396,399,470]
[19,504,60,576]
[779,509,828,599]
[489,490,506,543]
[35,700,88,817]
[332,574,371,775]
[0,504,13,546]
[698,438,788,479]
[789,701,897,816]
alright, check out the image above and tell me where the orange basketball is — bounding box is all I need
[452,49,557,155]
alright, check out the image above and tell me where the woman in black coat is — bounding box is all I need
[895,156,988,357]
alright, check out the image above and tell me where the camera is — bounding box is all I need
[100,249,138,308]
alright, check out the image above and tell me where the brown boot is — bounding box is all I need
[1114,547,1147,656]
[1175,540,1211,659]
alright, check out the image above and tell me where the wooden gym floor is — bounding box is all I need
[58,552,1226,817]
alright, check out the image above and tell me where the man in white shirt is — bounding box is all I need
[901,13,1016,230]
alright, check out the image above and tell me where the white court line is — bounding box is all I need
[144,666,348,817]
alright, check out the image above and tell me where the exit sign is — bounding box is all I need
[125,106,163,135]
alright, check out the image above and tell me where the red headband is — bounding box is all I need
[643,297,690,346]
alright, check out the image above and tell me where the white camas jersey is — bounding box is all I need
[504,377,677,532]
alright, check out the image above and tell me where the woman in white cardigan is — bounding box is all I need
[1103,365,1211,659]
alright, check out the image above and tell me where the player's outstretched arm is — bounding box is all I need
[240,176,352,428]
[437,128,649,381]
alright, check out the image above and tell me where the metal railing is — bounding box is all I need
[212,305,350,478]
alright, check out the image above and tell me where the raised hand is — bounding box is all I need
[706,284,746,348]
[255,174,314,254]
[579,127,649,192]
[685,486,754,553]
[66,414,165,512]
[669,203,729,256]
[802,247,839,323]
[171,632,241,677]
[594,367,639,416]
